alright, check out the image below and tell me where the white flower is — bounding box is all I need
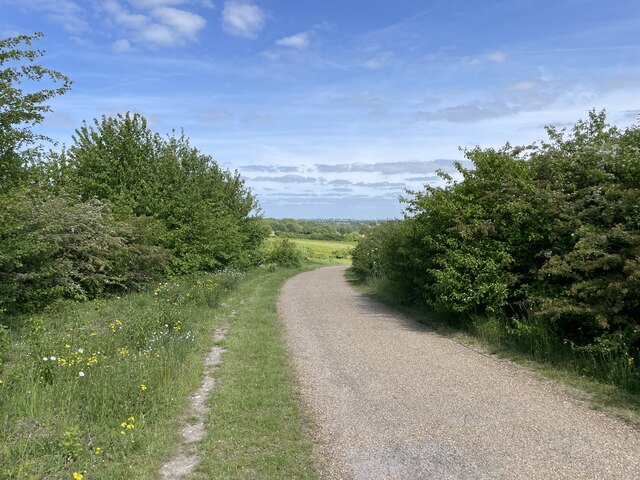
[43,357,48,361]
[78,371,85,377]
[50,356,56,361]
[78,348,84,354]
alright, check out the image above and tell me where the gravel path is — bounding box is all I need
[278,265,640,480]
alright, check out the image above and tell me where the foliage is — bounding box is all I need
[352,111,640,391]
[263,217,375,241]
[0,190,167,319]
[264,239,304,267]
[56,113,266,273]
[0,32,71,193]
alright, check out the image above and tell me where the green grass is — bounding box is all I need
[287,238,355,262]
[346,270,640,427]
[194,265,319,479]
[0,265,321,479]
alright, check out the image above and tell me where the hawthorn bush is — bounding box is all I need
[353,111,640,389]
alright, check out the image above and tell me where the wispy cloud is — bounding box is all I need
[467,50,507,65]
[315,160,464,175]
[251,175,319,184]
[241,165,300,173]
[222,1,265,38]
[276,31,310,50]
[16,0,88,33]
[101,0,206,48]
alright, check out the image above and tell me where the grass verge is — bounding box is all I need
[0,271,242,479]
[0,264,321,479]
[194,264,319,479]
[346,270,640,427]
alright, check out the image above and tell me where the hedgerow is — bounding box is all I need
[353,111,640,391]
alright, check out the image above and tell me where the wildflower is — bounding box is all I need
[78,371,85,377]
[141,384,147,391]
[50,356,56,361]
[86,354,98,366]
[43,357,48,361]
[128,416,135,422]
[0,379,3,385]
[78,348,84,354]
[118,347,128,357]
[90,332,97,336]
[629,356,635,366]
[121,422,127,428]
[73,473,83,480]
[95,447,102,455]
[120,431,125,435]
[65,344,71,349]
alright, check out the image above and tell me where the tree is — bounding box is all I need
[61,112,265,272]
[0,32,72,192]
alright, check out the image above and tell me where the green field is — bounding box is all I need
[288,238,356,261]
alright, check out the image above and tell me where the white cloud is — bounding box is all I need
[222,1,265,38]
[113,39,132,51]
[467,50,507,65]
[276,32,310,50]
[362,51,394,70]
[140,23,175,45]
[18,0,88,33]
[102,0,206,47]
[104,0,148,29]
[151,7,206,40]
[128,0,188,7]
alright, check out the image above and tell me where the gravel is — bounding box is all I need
[278,265,640,479]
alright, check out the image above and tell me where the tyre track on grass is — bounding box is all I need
[278,265,640,479]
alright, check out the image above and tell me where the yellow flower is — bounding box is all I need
[0,379,3,385]
[73,473,83,480]
[126,423,134,430]
[120,431,125,435]
[118,347,128,357]
[65,344,71,349]
[140,384,147,391]
[629,356,635,366]
[95,447,102,455]
[121,422,127,428]
[128,416,135,422]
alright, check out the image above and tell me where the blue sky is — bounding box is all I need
[2,0,639,219]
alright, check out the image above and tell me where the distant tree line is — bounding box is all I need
[0,33,265,321]
[353,111,640,391]
[263,218,376,241]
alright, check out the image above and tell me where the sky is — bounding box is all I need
[2,0,639,219]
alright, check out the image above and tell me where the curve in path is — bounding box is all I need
[278,265,640,480]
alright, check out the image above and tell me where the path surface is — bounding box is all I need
[278,266,640,479]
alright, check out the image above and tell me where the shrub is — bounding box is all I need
[265,239,304,267]
[0,190,167,319]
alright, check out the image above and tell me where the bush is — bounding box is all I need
[265,239,304,267]
[353,111,640,389]
[58,113,265,273]
[0,190,167,319]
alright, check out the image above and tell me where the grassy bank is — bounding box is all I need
[195,265,319,479]
[347,271,640,426]
[0,265,320,479]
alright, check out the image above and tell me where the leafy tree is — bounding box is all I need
[0,32,72,193]
[60,112,265,272]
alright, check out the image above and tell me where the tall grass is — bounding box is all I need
[0,271,241,479]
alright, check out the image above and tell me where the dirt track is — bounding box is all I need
[278,265,640,479]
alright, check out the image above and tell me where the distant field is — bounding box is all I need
[268,237,357,262]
